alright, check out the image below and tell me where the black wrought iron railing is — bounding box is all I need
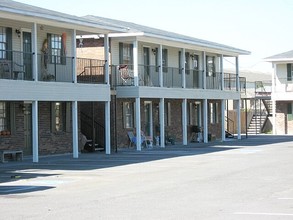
[0,50,33,80]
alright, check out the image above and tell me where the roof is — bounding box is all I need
[264,50,293,62]
[83,15,251,56]
[0,0,125,33]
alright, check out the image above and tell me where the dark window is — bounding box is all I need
[155,48,168,72]
[119,42,133,65]
[47,33,66,65]
[123,102,134,128]
[0,102,10,131]
[206,56,215,77]
[51,102,66,132]
[287,64,292,81]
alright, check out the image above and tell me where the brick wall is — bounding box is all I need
[275,101,293,134]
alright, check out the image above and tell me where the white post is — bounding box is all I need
[203,99,208,143]
[272,100,276,135]
[272,63,276,135]
[237,99,241,139]
[220,54,224,90]
[32,23,38,81]
[202,51,206,89]
[159,98,165,148]
[236,56,240,91]
[182,99,187,145]
[105,101,111,154]
[150,102,153,139]
[32,101,38,162]
[221,99,226,141]
[72,101,78,158]
[181,48,186,88]
[72,29,77,83]
[104,34,109,85]
[159,44,163,87]
[135,98,141,151]
[133,40,139,86]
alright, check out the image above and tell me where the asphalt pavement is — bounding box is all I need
[1,135,293,220]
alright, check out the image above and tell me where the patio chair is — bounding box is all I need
[119,65,134,85]
[80,134,100,152]
[127,131,148,148]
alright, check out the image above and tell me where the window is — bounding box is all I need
[209,102,219,124]
[287,64,292,81]
[47,33,66,64]
[185,52,190,74]
[51,102,67,132]
[165,102,171,126]
[0,27,7,59]
[206,56,215,77]
[119,43,133,65]
[0,102,10,131]
[188,102,201,126]
[0,27,12,60]
[123,102,134,128]
[156,48,168,72]
[288,102,293,121]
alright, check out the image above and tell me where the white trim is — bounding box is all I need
[108,32,144,37]
[72,101,78,158]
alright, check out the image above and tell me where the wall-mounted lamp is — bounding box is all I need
[15,29,21,38]
[190,54,195,60]
[152,48,157,56]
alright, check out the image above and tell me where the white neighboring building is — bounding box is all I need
[265,50,293,134]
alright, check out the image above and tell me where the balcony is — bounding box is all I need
[111,64,246,92]
[0,50,106,84]
[0,50,33,80]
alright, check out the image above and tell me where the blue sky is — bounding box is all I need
[14,0,293,73]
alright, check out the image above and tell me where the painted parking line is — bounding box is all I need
[234,212,293,216]
[278,198,293,200]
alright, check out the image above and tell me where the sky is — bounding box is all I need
[14,0,293,74]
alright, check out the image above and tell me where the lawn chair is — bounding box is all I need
[127,131,148,148]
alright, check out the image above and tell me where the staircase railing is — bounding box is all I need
[225,116,235,136]
[80,112,105,148]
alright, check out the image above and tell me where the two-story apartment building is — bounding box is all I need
[265,50,293,134]
[0,0,127,162]
[80,16,250,150]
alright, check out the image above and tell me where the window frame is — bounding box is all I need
[287,63,292,81]
[51,102,68,132]
[47,33,66,65]
[0,102,10,132]
[123,102,134,129]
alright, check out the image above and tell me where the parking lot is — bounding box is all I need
[1,135,293,219]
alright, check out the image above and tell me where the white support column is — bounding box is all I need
[220,54,224,90]
[159,98,165,148]
[159,44,163,87]
[104,34,109,85]
[72,101,78,158]
[203,99,208,143]
[182,99,187,145]
[181,48,186,88]
[32,101,38,162]
[133,40,139,86]
[32,23,38,81]
[221,99,226,141]
[272,63,276,135]
[236,56,240,91]
[150,102,154,139]
[105,101,111,154]
[237,99,241,139]
[135,98,141,151]
[71,29,77,83]
[272,100,276,135]
[202,51,206,89]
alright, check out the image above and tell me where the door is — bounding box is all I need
[143,47,150,86]
[144,102,153,137]
[23,104,32,155]
[22,32,32,80]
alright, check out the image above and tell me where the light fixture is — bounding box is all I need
[152,48,157,55]
[79,38,83,47]
[15,29,21,38]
